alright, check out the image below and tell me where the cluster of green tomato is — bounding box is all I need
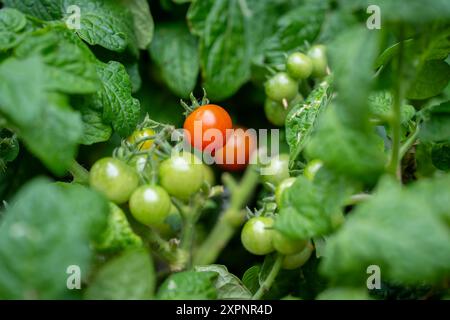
[89,128,213,238]
[242,154,324,269]
[264,45,328,126]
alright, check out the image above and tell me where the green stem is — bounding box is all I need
[180,197,205,269]
[387,27,405,180]
[345,193,372,206]
[252,254,284,300]
[70,160,89,185]
[145,230,187,272]
[193,167,260,265]
[399,124,420,160]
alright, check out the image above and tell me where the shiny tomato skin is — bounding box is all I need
[89,157,139,204]
[273,231,308,255]
[129,185,171,227]
[241,217,275,255]
[158,151,204,201]
[214,127,257,171]
[183,104,232,152]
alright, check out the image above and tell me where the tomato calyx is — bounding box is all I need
[180,88,210,116]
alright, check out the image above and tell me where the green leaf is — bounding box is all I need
[149,23,199,98]
[244,0,281,57]
[341,0,450,24]
[3,0,63,20]
[316,287,371,300]
[136,84,184,126]
[80,107,112,145]
[195,265,252,299]
[286,79,331,162]
[0,57,83,174]
[0,179,109,299]
[124,0,154,50]
[79,103,112,145]
[126,62,142,93]
[317,9,358,44]
[406,60,450,100]
[4,1,137,52]
[431,143,450,171]
[71,0,137,53]
[91,61,140,137]
[320,175,450,286]
[241,265,260,294]
[0,129,19,170]
[157,271,218,300]
[328,27,379,125]
[85,249,154,300]
[0,31,23,51]
[261,0,327,68]
[275,169,357,241]
[305,106,387,184]
[419,101,450,143]
[94,203,143,253]
[14,27,99,94]
[368,91,416,124]
[187,0,251,100]
[0,8,27,32]
[23,94,83,176]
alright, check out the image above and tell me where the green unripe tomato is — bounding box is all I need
[286,52,313,79]
[303,159,323,181]
[275,177,296,207]
[264,72,298,103]
[129,185,171,227]
[281,241,313,270]
[261,154,290,186]
[159,151,204,201]
[264,94,303,127]
[202,163,215,186]
[273,231,308,255]
[153,204,182,238]
[89,157,139,204]
[241,217,275,255]
[307,45,328,78]
[264,99,292,127]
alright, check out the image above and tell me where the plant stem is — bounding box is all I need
[387,27,405,180]
[252,254,284,300]
[145,230,187,272]
[345,193,372,206]
[193,167,260,265]
[399,124,420,160]
[70,160,89,185]
[180,197,205,269]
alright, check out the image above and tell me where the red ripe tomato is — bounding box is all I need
[183,104,232,153]
[214,126,257,171]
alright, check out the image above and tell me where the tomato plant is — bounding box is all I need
[1,0,449,303]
